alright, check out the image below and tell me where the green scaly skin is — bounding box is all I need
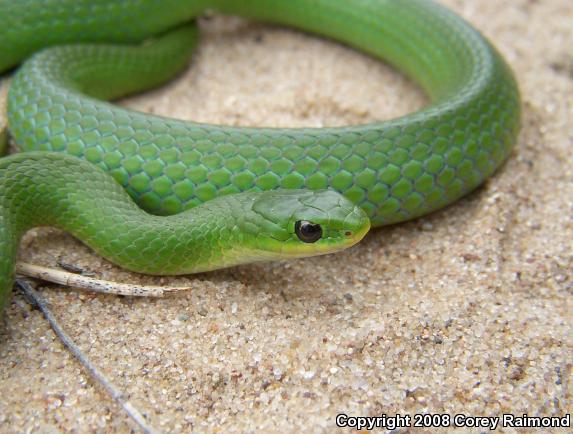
[0,0,520,313]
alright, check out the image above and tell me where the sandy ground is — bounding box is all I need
[0,0,572,432]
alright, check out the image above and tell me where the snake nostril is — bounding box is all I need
[345,231,353,237]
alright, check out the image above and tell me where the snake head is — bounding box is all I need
[239,189,370,260]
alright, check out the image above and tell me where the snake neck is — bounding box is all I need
[0,152,254,293]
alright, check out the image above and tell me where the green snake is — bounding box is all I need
[0,0,520,314]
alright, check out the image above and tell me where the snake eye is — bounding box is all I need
[295,220,322,243]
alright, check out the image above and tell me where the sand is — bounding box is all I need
[0,0,571,432]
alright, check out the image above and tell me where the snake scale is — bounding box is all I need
[0,0,520,313]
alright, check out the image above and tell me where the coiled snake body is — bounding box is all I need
[0,0,520,313]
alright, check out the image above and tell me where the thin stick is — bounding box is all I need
[16,262,192,296]
[0,78,9,153]
[15,279,159,434]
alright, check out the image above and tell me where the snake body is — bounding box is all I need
[0,0,520,313]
